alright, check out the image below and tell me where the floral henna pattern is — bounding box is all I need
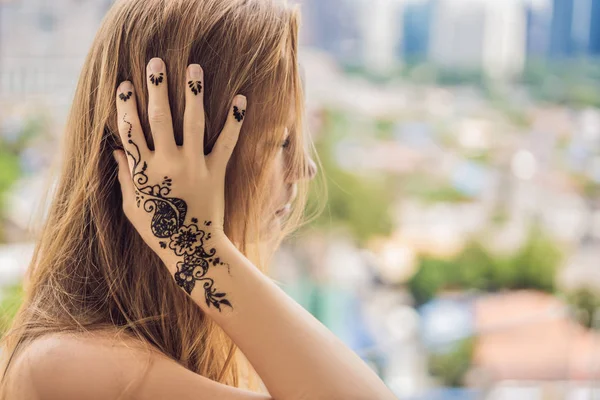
[123,115,231,310]
[169,224,205,256]
[149,72,164,86]
[188,80,202,96]
[119,91,133,102]
[233,106,245,122]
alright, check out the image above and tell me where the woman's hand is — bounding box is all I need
[112,57,246,310]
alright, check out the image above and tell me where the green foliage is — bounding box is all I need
[0,143,22,241]
[408,226,562,306]
[307,111,394,244]
[0,151,20,199]
[508,226,560,292]
[0,116,44,240]
[402,174,473,204]
[0,284,23,337]
[522,59,600,108]
[428,338,474,387]
[435,68,485,87]
[374,118,395,140]
[566,289,600,330]
[345,58,600,108]
[408,257,454,306]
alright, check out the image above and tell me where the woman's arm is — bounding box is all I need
[159,237,395,400]
[112,58,396,400]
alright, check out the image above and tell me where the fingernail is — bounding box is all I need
[118,81,133,93]
[233,95,247,109]
[148,58,164,73]
[112,150,119,163]
[189,64,202,80]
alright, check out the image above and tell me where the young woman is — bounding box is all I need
[0,0,396,399]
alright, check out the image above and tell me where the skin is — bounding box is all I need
[6,58,396,400]
[264,124,305,232]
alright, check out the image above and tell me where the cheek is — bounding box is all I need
[267,154,286,195]
[259,155,289,239]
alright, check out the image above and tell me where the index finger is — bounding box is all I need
[116,81,150,173]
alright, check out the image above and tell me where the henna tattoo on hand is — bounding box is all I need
[188,80,202,96]
[123,114,232,311]
[119,91,133,102]
[149,72,164,86]
[233,106,245,122]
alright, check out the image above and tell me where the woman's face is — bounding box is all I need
[264,125,316,231]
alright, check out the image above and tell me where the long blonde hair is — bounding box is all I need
[0,0,314,393]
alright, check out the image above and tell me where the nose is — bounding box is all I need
[287,154,317,183]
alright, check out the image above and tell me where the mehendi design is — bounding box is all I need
[233,106,245,122]
[149,72,164,86]
[123,114,231,310]
[119,91,133,102]
[188,80,202,96]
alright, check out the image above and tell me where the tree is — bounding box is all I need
[307,110,394,244]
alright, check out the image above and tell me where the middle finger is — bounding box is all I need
[147,57,177,154]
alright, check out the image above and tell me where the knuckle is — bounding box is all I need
[185,120,203,134]
[156,152,181,168]
[220,134,238,152]
[221,141,234,152]
[118,119,133,136]
[148,108,168,124]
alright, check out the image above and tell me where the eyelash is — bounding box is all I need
[282,138,291,149]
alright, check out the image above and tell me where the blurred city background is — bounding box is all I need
[2,0,600,398]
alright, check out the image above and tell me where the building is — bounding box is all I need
[482,0,528,79]
[589,0,600,55]
[549,0,575,57]
[356,0,404,75]
[0,0,114,111]
[297,0,362,66]
[429,0,486,71]
[429,0,527,79]
[401,0,432,62]
[526,1,552,57]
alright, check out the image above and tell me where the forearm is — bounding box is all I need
[166,239,395,400]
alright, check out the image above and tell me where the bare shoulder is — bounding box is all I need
[7,331,157,400]
[8,331,271,400]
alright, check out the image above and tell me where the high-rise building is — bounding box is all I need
[589,0,600,55]
[402,0,432,62]
[0,0,115,106]
[429,0,527,79]
[483,0,528,78]
[549,0,574,57]
[429,0,486,70]
[357,0,404,74]
[297,0,362,65]
[526,2,552,57]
